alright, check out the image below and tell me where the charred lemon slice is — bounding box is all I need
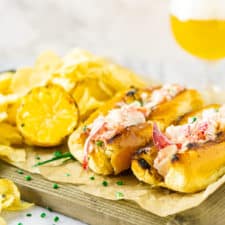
[16,85,78,146]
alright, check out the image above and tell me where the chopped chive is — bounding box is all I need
[25,175,32,181]
[21,123,25,127]
[102,180,108,187]
[26,213,32,217]
[89,176,95,180]
[34,152,74,167]
[96,140,103,147]
[136,100,143,106]
[191,117,197,123]
[46,206,53,212]
[40,212,46,218]
[115,191,124,199]
[82,125,87,132]
[18,223,23,225]
[16,169,24,174]
[65,173,71,177]
[116,181,124,186]
[54,151,63,157]
[53,183,59,189]
[36,156,41,160]
[54,216,59,222]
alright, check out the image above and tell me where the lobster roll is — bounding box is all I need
[69,84,203,175]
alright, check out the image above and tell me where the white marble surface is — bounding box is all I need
[0,0,180,63]
[1,0,225,88]
[3,205,87,225]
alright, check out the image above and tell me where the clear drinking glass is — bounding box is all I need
[170,0,225,91]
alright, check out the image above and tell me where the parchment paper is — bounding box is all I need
[4,146,225,217]
[3,88,225,217]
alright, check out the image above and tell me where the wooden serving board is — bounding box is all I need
[1,161,225,225]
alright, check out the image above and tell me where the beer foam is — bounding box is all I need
[171,0,225,21]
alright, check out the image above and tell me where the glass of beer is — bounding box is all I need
[170,0,225,90]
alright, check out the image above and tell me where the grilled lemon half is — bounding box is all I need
[17,85,79,146]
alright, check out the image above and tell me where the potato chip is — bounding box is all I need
[0,113,7,123]
[50,48,146,121]
[0,179,32,224]
[6,100,21,125]
[72,77,113,120]
[50,76,75,93]
[10,51,62,96]
[9,67,34,95]
[5,200,32,211]
[0,93,21,124]
[0,72,13,94]
[0,179,32,212]
[100,62,146,91]
[60,49,146,91]
[0,103,7,123]
[51,49,103,92]
[34,50,62,72]
[0,146,25,163]
[62,48,99,69]
[0,123,23,146]
[0,179,20,208]
[16,85,79,147]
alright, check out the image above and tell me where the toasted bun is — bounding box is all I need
[69,88,203,175]
[131,104,225,193]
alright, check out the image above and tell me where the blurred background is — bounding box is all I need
[1,0,225,86]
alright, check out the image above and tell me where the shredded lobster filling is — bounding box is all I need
[153,105,225,176]
[83,84,184,169]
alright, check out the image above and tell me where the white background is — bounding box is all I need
[1,0,225,87]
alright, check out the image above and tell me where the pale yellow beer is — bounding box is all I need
[170,0,225,60]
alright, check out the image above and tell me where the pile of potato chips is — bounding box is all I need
[0,179,32,224]
[0,48,146,223]
[0,48,146,149]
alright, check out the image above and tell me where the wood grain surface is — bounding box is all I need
[1,161,225,225]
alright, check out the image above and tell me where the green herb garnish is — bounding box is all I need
[21,123,25,127]
[34,152,74,167]
[82,125,87,132]
[16,169,24,174]
[40,212,46,218]
[54,151,63,157]
[65,173,71,177]
[191,117,197,123]
[116,181,124,186]
[96,140,103,147]
[138,100,144,106]
[25,175,32,181]
[90,176,95,180]
[52,183,59,189]
[26,213,32,217]
[18,223,23,225]
[115,191,124,199]
[54,216,59,222]
[36,156,40,160]
[46,206,53,212]
[102,180,108,187]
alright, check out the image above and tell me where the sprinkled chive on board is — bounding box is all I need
[1,161,225,225]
